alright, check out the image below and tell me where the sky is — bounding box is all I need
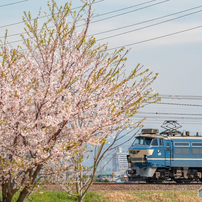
[1,0,202,137]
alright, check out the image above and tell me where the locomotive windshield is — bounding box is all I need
[132,137,158,146]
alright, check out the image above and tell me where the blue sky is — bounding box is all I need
[1,0,202,134]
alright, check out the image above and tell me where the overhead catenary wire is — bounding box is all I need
[0,0,168,40]
[91,4,202,36]
[130,118,202,127]
[96,9,202,41]
[131,116,202,120]
[89,0,169,25]
[93,0,158,17]
[0,0,28,8]
[139,107,202,115]
[138,98,202,122]
[2,0,170,46]
[0,0,104,30]
[130,119,202,125]
[132,115,202,120]
[151,102,202,107]
[158,94,202,100]
[1,1,202,55]
[147,94,202,100]
[138,111,202,116]
[136,103,202,113]
[14,21,202,53]
[7,24,202,47]
[0,0,159,31]
[133,95,202,129]
[131,115,202,123]
[108,25,202,50]
[130,94,202,125]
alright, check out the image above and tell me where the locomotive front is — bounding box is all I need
[127,128,165,181]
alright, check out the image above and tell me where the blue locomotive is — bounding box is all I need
[127,121,202,183]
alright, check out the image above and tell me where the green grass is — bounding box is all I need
[0,191,104,202]
[26,191,77,202]
[1,190,201,202]
[23,191,104,202]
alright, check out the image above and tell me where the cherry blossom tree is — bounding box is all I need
[0,0,158,201]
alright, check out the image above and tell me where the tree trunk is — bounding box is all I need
[78,195,84,202]
[1,183,18,202]
[16,187,29,202]
[2,194,13,202]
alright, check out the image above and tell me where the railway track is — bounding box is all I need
[42,182,202,192]
[93,182,202,185]
[89,182,202,192]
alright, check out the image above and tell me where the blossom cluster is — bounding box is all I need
[0,0,158,196]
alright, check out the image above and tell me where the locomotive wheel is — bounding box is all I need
[181,179,193,183]
[146,178,165,183]
[146,179,156,183]
[156,179,165,183]
[175,179,182,183]
[175,179,192,183]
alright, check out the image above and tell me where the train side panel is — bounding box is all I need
[169,137,202,168]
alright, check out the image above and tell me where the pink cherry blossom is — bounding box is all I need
[0,1,158,202]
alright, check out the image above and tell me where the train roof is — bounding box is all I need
[166,136,202,139]
[138,128,202,139]
[136,133,166,139]
[137,133,202,140]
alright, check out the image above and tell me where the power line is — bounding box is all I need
[94,0,157,17]
[91,4,202,36]
[96,9,202,41]
[0,0,28,8]
[15,22,202,53]
[138,111,202,116]
[130,119,202,125]
[159,94,202,98]
[10,25,202,57]
[3,0,170,45]
[2,1,201,52]
[131,118,202,126]
[133,114,202,120]
[108,25,202,50]
[6,25,202,63]
[159,94,202,100]
[152,102,202,107]
[146,93,202,100]
[90,0,169,25]
[0,0,104,30]
[1,0,167,40]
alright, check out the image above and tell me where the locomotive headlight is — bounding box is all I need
[130,150,140,154]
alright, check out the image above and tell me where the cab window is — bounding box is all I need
[159,138,164,146]
[151,138,158,146]
[132,137,156,146]
[132,137,152,146]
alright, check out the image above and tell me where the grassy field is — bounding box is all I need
[4,190,202,202]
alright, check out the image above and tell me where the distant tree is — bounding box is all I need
[0,0,158,201]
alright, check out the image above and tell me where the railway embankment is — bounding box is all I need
[43,183,202,192]
[89,183,202,192]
